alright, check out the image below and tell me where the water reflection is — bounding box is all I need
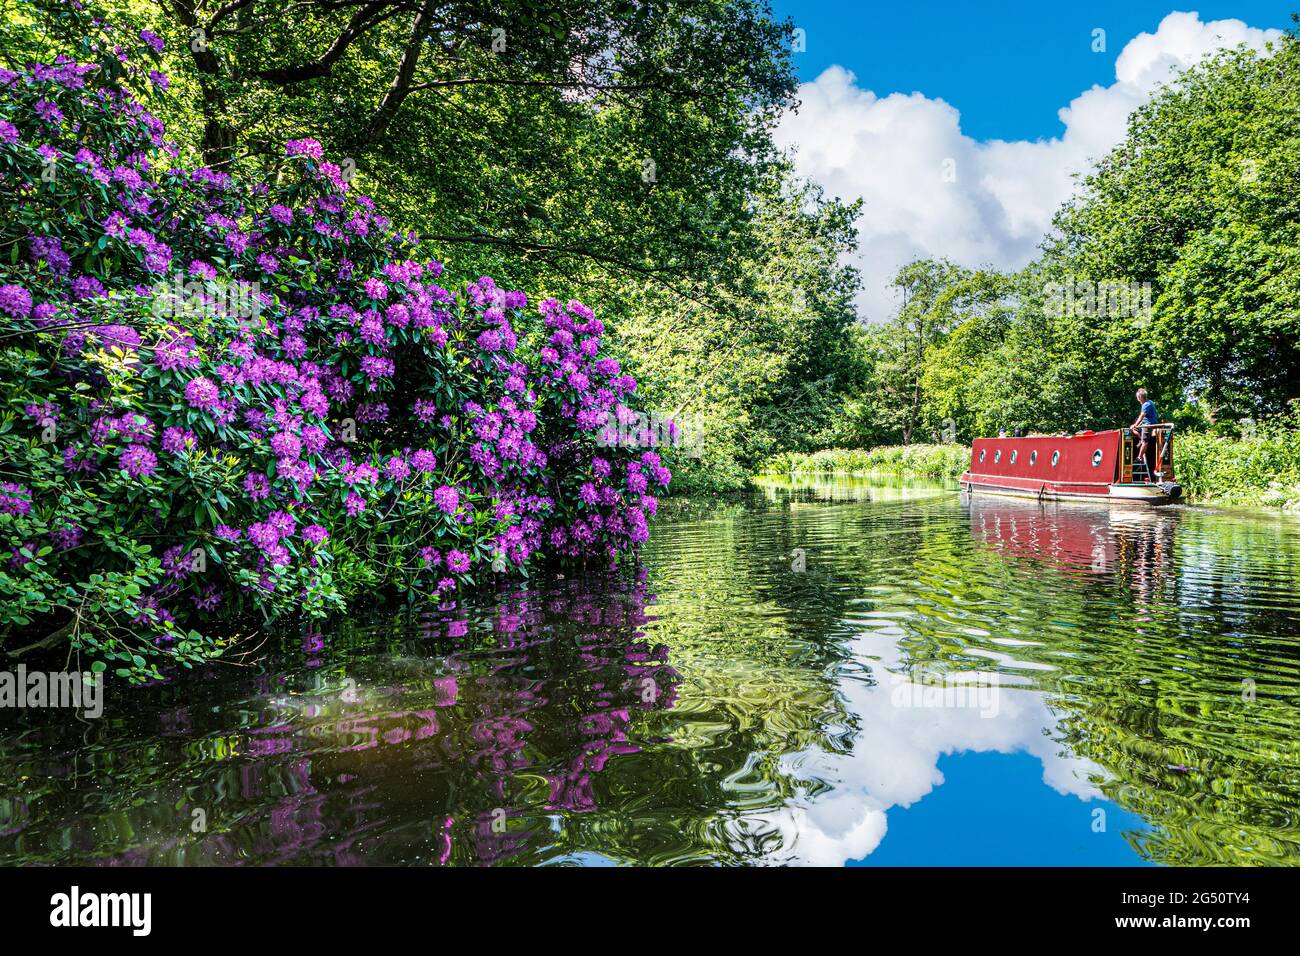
[755,471,954,505]
[967,494,1180,611]
[2,477,1299,866]
[0,574,681,865]
[956,496,1300,866]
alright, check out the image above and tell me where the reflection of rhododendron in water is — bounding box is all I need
[0,571,678,865]
[468,714,534,777]
[546,708,643,814]
[445,572,679,862]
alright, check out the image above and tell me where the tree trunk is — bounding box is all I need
[168,2,237,165]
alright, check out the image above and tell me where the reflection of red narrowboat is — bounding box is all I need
[969,495,1117,570]
[959,425,1182,506]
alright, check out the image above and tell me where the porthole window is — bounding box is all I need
[1010,450,1018,464]
[1029,450,1038,466]
[1091,449,1104,467]
[994,450,1002,464]
[979,449,986,463]
[1051,450,1060,467]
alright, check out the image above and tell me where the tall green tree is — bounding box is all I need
[869,258,968,444]
[919,269,1013,440]
[1051,28,1300,421]
[608,175,863,489]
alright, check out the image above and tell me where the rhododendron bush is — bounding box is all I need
[0,29,669,681]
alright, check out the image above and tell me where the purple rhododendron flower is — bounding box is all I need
[161,545,192,580]
[286,138,323,159]
[50,523,83,550]
[161,426,196,454]
[384,456,411,481]
[118,444,158,478]
[184,376,221,411]
[433,484,459,514]
[0,284,32,318]
[0,50,671,672]
[243,472,271,500]
[188,259,217,281]
[0,482,33,516]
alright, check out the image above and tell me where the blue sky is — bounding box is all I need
[850,751,1155,866]
[771,1,1295,141]
[767,4,1291,321]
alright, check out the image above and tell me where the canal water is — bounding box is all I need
[2,474,1298,865]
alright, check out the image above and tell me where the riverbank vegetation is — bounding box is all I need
[0,37,673,679]
[762,445,968,481]
[1176,415,1300,510]
[0,0,863,501]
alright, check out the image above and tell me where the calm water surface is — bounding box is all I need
[3,475,1299,866]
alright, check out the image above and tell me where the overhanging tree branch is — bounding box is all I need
[205,0,256,29]
[252,2,396,84]
[360,0,438,143]
[406,77,726,98]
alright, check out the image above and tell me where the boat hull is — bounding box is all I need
[959,474,1175,506]
[960,429,1180,507]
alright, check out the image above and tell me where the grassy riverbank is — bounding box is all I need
[1176,428,1300,511]
[760,430,1300,511]
[761,444,969,481]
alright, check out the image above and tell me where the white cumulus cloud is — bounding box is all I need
[774,11,1285,322]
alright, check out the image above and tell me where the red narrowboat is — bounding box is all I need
[960,425,1182,506]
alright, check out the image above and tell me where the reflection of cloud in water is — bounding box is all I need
[764,627,1107,866]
